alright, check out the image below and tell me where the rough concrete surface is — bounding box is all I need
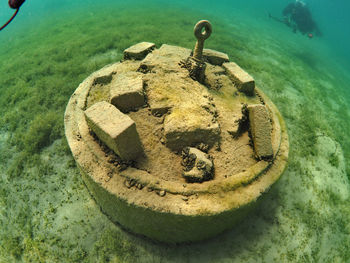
[140,44,192,73]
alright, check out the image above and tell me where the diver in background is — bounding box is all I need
[269,0,321,39]
[0,0,26,31]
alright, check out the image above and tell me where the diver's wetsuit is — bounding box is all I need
[270,1,321,37]
[283,2,319,35]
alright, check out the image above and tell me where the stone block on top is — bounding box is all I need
[110,73,145,112]
[123,42,156,60]
[223,62,255,96]
[247,104,273,159]
[203,49,229,66]
[84,101,143,161]
[163,106,220,152]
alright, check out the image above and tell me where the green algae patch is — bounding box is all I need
[24,111,63,154]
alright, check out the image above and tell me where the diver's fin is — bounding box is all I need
[0,8,19,31]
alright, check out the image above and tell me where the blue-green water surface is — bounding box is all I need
[0,0,349,262]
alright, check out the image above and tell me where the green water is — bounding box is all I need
[0,1,349,262]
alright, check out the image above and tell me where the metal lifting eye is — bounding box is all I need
[0,0,26,31]
[192,20,212,61]
[194,20,212,41]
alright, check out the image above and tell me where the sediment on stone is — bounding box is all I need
[110,72,145,112]
[123,42,156,60]
[223,62,255,96]
[248,104,273,160]
[84,101,144,161]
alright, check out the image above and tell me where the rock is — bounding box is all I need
[157,190,166,197]
[163,106,220,151]
[223,62,255,96]
[110,73,145,112]
[203,49,229,65]
[123,42,156,60]
[182,147,213,183]
[84,101,143,161]
[247,104,273,159]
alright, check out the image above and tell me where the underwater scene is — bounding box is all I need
[0,0,349,262]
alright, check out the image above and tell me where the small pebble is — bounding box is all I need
[158,190,166,197]
[124,179,135,189]
[129,179,136,187]
[182,197,188,201]
[124,180,132,188]
[119,164,127,171]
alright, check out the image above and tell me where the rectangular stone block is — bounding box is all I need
[84,101,143,161]
[223,62,255,96]
[164,107,220,152]
[123,42,156,60]
[110,73,145,112]
[203,49,229,65]
[248,104,273,159]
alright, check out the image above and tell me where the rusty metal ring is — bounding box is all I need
[194,20,212,41]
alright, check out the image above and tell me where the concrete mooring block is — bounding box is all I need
[84,101,143,161]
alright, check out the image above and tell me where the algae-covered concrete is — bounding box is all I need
[64,43,289,243]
